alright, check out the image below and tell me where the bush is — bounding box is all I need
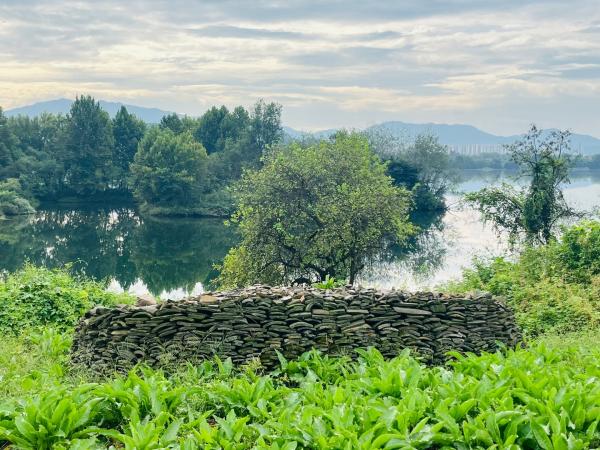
[0,178,35,217]
[556,220,600,282]
[0,265,133,335]
[446,221,600,336]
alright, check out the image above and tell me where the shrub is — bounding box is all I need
[446,221,600,336]
[0,178,35,217]
[0,265,133,335]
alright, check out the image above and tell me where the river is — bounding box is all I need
[1,170,599,297]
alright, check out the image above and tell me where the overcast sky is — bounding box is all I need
[1,0,600,135]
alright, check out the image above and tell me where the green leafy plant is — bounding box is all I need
[312,275,345,290]
[0,264,134,335]
[445,220,600,336]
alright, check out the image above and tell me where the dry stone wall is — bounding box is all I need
[72,286,522,370]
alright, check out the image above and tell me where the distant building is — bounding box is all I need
[447,144,507,155]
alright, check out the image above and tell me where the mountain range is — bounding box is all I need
[5,98,171,124]
[6,98,600,155]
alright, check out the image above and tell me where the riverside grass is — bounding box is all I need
[1,329,599,449]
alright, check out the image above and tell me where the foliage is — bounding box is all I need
[0,97,282,217]
[129,128,208,209]
[219,131,414,287]
[194,105,248,155]
[369,131,454,212]
[64,96,115,196]
[11,113,69,199]
[465,125,579,245]
[159,113,185,134]
[445,220,600,336]
[0,107,19,175]
[0,328,72,400]
[1,338,599,449]
[0,178,35,217]
[312,275,345,290]
[0,264,133,335]
[112,106,146,188]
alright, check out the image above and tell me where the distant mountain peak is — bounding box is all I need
[5,98,173,124]
[7,100,600,155]
[285,121,600,155]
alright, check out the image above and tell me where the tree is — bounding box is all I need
[0,178,35,217]
[64,96,115,196]
[248,99,283,160]
[112,106,146,188]
[195,106,231,154]
[465,125,579,245]
[0,107,19,177]
[12,113,68,199]
[368,131,453,211]
[159,113,184,134]
[129,128,208,209]
[218,131,414,287]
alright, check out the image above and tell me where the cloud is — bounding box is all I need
[0,0,599,135]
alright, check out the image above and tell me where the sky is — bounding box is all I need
[1,0,600,135]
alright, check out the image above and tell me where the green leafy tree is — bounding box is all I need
[248,99,283,160]
[129,128,208,209]
[112,106,146,188]
[0,107,19,177]
[369,131,453,211]
[159,113,184,134]
[209,100,283,185]
[218,131,413,287]
[0,178,35,217]
[195,106,231,154]
[64,96,115,196]
[465,125,579,245]
[10,113,68,199]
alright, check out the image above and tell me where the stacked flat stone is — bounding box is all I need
[71,286,522,371]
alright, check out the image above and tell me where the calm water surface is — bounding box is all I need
[1,170,599,297]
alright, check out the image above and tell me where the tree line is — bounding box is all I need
[0,96,283,216]
[1,96,456,219]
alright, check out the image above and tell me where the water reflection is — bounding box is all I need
[0,207,238,298]
[0,171,598,293]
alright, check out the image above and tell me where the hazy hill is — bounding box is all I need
[5,98,172,123]
[7,100,600,154]
[286,121,600,155]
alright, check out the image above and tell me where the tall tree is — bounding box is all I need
[129,128,208,209]
[112,106,146,189]
[466,125,579,245]
[0,107,19,177]
[218,131,413,287]
[369,130,453,212]
[64,96,115,196]
[11,113,68,199]
[194,106,231,154]
[159,113,184,134]
[248,99,283,158]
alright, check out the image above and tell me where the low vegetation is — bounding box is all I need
[0,264,133,335]
[0,178,35,218]
[446,220,600,336]
[0,328,598,449]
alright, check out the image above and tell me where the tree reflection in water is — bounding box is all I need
[0,207,238,296]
